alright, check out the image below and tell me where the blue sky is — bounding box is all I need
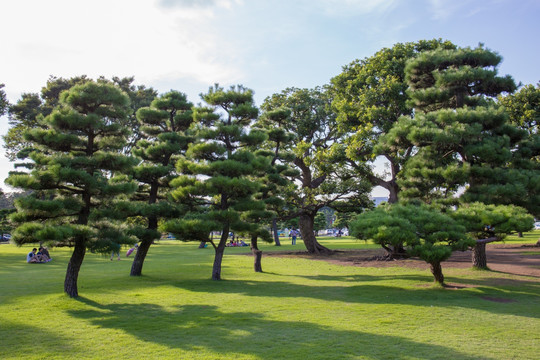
[1,0,539,194]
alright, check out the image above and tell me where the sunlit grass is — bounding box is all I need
[1,237,539,359]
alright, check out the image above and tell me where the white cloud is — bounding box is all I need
[0,0,245,100]
[0,0,250,190]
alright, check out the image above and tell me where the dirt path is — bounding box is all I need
[264,244,540,278]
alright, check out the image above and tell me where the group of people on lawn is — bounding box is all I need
[227,239,249,247]
[26,247,52,263]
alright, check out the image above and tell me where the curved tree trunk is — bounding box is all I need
[472,243,487,269]
[212,228,229,280]
[65,200,90,298]
[272,217,281,246]
[429,262,445,285]
[299,213,332,254]
[387,180,399,204]
[130,238,152,276]
[250,234,263,273]
[64,239,86,298]
[130,183,160,277]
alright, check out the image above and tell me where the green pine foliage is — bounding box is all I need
[331,39,456,203]
[0,83,8,117]
[163,84,269,280]
[379,45,536,209]
[350,202,474,284]
[452,202,534,240]
[6,81,138,297]
[128,90,195,276]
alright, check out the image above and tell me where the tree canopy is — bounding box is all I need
[350,202,474,285]
[378,45,531,208]
[128,90,195,276]
[261,86,371,253]
[331,39,456,203]
[0,83,8,117]
[3,76,156,161]
[163,84,269,280]
[6,81,138,297]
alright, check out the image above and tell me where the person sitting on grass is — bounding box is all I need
[37,247,52,262]
[27,248,40,263]
[40,246,51,260]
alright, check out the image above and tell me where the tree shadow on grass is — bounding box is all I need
[165,277,540,319]
[0,319,77,359]
[70,298,486,360]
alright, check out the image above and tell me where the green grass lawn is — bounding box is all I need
[1,235,539,359]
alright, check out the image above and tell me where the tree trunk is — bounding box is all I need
[64,239,86,298]
[272,217,281,246]
[381,244,408,260]
[130,238,152,276]
[299,213,332,254]
[387,180,399,204]
[429,262,445,285]
[212,228,229,280]
[518,232,523,238]
[251,234,263,272]
[472,237,499,268]
[472,243,487,269]
[130,211,158,276]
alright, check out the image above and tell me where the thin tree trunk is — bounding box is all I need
[212,228,229,280]
[251,234,263,272]
[130,183,159,276]
[299,213,332,254]
[64,239,86,298]
[65,195,90,298]
[272,217,281,246]
[130,238,152,276]
[429,262,445,285]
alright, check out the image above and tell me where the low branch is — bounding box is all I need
[475,237,499,245]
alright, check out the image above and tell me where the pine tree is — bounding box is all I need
[252,106,299,251]
[331,39,456,203]
[379,45,520,205]
[4,76,156,161]
[350,202,474,285]
[129,91,194,276]
[6,81,137,297]
[452,203,534,268]
[163,85,268,280]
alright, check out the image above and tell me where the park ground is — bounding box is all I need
[0,233,539,359]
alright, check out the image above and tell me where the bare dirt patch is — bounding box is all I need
[263,243,540,278]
